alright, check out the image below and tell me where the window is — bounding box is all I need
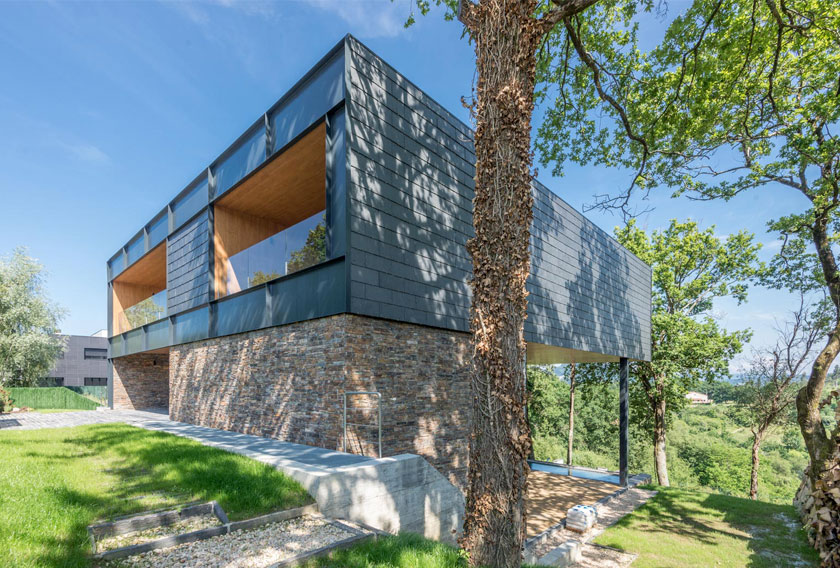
[84,348,107,360]
[84,377,107,386]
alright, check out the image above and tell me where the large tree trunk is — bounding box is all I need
[459,2,542,566]
[750,431,762,500]
[653,397,670,487]
[568,363,576,466]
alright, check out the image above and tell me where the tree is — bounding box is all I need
[407,1,612,564]
[733,298,825,499]
[0,248,65,387]
[124,296,166,328]
[249,271,282,287]
[532,1,840,556]
[287,219,326,274]
[616,219,760,485]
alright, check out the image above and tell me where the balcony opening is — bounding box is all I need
[214,121,327,298]
[112,242,167,335]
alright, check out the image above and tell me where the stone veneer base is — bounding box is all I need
[113,352,170,411]
[168,313,472,490]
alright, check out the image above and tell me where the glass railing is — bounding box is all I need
[223,212,326,296]
[124,289,167,329]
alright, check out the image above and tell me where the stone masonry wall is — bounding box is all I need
[113,352,170,410]
[169,314,472,489]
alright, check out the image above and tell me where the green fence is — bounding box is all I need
[7,387,101,410]
[65,386,107,404]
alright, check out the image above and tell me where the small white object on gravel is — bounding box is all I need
[105,515,354,568]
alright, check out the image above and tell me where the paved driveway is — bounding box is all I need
[0,409,168,430]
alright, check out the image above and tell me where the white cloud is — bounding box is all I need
[63,142,110,164]
[304,0,409,38]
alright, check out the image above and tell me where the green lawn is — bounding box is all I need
[0,423,313,568]
[594,486,819,567]
[301,533,467,568]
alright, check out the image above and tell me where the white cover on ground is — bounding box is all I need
[566,505,597,532]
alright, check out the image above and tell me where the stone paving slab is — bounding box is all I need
[0,409,168,430]
[0,409,371,470]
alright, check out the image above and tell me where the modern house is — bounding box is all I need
[43,332,109,387]
[106,35,651,490]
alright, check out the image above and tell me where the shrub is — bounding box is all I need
[0,387,11,412]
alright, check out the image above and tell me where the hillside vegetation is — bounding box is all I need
[530,374,809,504]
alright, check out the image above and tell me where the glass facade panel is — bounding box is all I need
[126,235,145,265]
[147,213,168,249]
[109,253,125,278]
[110,335,124,357]
[214,127,266,197]
[173,307,208,344]
[327,107,346,258]
[146,319,169,350]
[223,212,326,296]
[124,289,167,329]
[173,178,208,228]
[216,288,266,337]
[125,328,144,353]
[271,53,344,153]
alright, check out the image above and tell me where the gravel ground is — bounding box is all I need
[96,515,221,552]
[575,543,636,568]
[103,516,354,568]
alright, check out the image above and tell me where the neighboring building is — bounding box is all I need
[43,333,109,387]
[686,391,711,404]
[105,36,652,490]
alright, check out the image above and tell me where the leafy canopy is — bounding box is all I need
[0,248,65,387]
[616,219,761,423]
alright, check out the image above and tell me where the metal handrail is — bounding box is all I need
[342,390,382,458]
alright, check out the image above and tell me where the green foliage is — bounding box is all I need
[0,387,11,412]
[614,220,759,445]
[0,248,65,387]
[288,218,326,273]
[249,270,282,286]
[0,424,313,568]
[124,295,166,328]
[7,387,100,410]
[64,385,107,404]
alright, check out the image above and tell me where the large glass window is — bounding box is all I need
[147,212,168,249]
[84,348,108,360]
[173,178,208,228]
[224,212,325,294]
[126,234,145,265]
[271,53,344,153]
[123,289,167,329]
[214,127,266,198]
[109,253,125,278]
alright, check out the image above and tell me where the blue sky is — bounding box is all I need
[0,1,810,370]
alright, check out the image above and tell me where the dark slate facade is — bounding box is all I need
[345,37,651,361]
[167,212,211,316]
[106,34,651,367]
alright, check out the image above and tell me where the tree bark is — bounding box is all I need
[459,2,542,566]
[568,363,576,466]
[653,397,670,487]
[798,213,840,485]
[750,431,763,500]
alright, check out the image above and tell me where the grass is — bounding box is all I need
[0,423,313,568]
[300,533,467,567]
[594,486,819,567]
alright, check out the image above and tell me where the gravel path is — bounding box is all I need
[103,516,355,568]
[529,487,656,560]
[97,515,222,552]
